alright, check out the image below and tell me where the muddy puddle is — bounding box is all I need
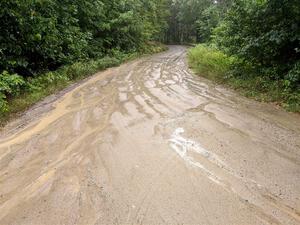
[0,46,300,225]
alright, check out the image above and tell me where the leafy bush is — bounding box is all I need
[0,0,169,76]
[188,44,233,79]
[285,61,300,89]
[0,0,91,75]
[213,0,300,81]
[0,71,25,113]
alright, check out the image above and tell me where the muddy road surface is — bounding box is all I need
[0,46,300,225]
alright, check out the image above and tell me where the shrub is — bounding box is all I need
[188,44,233,80]
[213,0,300,81]
[285,61,300,90]
[0,71,25,113]
[188,44,300,112]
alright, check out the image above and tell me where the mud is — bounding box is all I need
[0,46,300,225]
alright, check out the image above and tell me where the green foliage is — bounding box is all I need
[188,44,233,79]
[188,44,300,112]
[196,1,232,43]
[0,71,25,113]
[0,0,169,76]
[165,0,231,43]
[196,5,220,43]
[0,0,91,74]
[213,0,300,78]
[165,0,209,43]
[285,61,300,89]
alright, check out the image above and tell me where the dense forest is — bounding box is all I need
[1,0,169,75]
[0,0,299,118]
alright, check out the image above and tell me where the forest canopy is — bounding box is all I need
[0,0,169,76]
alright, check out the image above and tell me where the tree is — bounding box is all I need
[214,0,300,81]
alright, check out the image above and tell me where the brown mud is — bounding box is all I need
[0,46,300,225]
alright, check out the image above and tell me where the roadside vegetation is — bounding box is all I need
[0,0,169,123]
[166,0,300,112]
[188,44,299,111]
[0,43,166,125]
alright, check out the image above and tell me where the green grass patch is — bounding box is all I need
[188,44,300,112]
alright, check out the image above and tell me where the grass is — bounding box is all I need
[188,44,300,112]
[0,42,168,127]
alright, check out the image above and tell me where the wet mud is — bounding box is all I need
[0,46,300,225]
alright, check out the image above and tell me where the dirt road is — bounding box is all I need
[0,46,300,225]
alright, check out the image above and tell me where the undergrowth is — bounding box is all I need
[188,44,300,112]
